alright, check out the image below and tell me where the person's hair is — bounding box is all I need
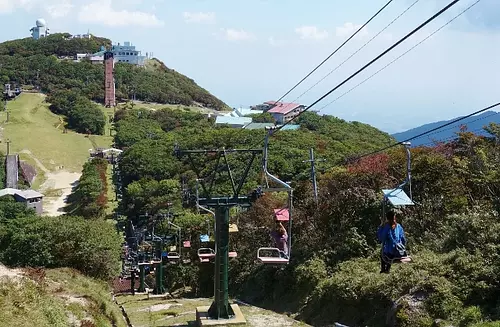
[386,210,396,221]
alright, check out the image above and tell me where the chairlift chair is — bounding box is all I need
[197,248,215,263]
[256,127,293,265]
[380,142,414,265]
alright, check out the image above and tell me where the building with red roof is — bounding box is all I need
[267,101,306,124]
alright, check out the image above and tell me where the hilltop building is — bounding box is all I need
[86,42,147,66]
[223,107,263,118]
[71,33,91,39]
[0,188,44,215]
[215,116,252,128]
[110,41,146,65]
[30,18,50,40]
[264,101,306,124]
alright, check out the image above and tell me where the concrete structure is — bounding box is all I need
[267,102,306,124]
[30,18,50,40]
[0,188,44,215]
[5,154,18,189]
[196,304,246,326]
[104,51,116,107]
[215,116,252,128]
[110,41,146,66]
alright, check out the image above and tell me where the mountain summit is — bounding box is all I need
[0,33,228,111]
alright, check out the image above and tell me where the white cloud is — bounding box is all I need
[295,25,328,40]
[183,11,216,24]
[46,0,73,18]
[335,22,369,38]
[268,36,288,47]
[0,0,70,16]
[217,28,255,41]
[78,0,164,27]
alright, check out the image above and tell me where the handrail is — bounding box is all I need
[263,127,293,260]
[196,178,215,236]
[167,221,182,258]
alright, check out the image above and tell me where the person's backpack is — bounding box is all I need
[389,226,406,257]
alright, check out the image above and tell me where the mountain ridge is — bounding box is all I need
[392,110,500,146]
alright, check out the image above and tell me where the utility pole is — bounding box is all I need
[302,148,325,203]
[6,110,9,123]
[6,139,10,155]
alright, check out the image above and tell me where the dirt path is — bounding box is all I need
[0,263,22,279]
[40,171,81,216]
[20,149,82,216]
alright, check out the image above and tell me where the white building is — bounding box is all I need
[30,18,50,40]
[110,41,146,66]
[224,107,263,118]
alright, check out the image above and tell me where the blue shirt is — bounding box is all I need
[377,223,406,255]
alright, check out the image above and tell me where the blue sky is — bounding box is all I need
[0,0,498,133]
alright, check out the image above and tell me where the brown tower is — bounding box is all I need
[104,51,116,108]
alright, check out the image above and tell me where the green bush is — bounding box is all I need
[0,216,122,280]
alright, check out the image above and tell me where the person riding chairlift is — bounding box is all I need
[377,210,407,273]
[270,221,289,259]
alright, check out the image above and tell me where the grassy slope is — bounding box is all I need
[2,92,113,178]
[0,268,125,327]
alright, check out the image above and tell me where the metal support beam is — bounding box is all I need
[153,261,165,294]
[207,205,234,319]
[138,265,146,292]
[302,148,326,203]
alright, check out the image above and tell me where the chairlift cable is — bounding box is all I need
[412,111,499,141]
[254,0,461,149]
[290,0,421,104]
[273,0,395,104]
[317,0,483,111]
[419,125,499,147]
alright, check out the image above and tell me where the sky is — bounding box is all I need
[0,0,499,134]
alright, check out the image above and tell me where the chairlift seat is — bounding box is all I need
[274,208,289,221]
[229,224,239,233]
[382,253,412,264]
[257,247,289,265]
[167,252,180,260]
[382,188,414,206]
[198,248,215,263]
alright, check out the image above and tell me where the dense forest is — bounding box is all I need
[111,106,500,327]
[0,34,228,111]
[0,99,498,325]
